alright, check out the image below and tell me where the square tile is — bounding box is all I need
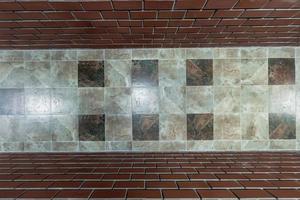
[213,48,241,59]
[159,87,185,114]
[106,141,132,151]
[132,60,158,87]
[240,59,268,85]
[78,61,104,87]
[159,114,186,141]
[269,113,296,139]
[51,50,77,60]
[52,142,78,152]
[132,114,159,141]
[186,59,213,86]
[25,88,51,114]
[79,115,105,141]
[269,85,295,113]
[241,47,267,59]
[23,116,51,142]
[132,87,159,114]
[104,88,131,114]
[24,61,51,87]
[214,86,240,113]
[186,86,213,113]
[51,115,78,141]
[159,60,186,87]
[214,59,241,85]
[104,60,131,87]
[268,58,295,85]
[78,88,104,114]
[51,88,78,114]
[105,49,131,59]
[51,61,78,87]
[105,115,132,141]
[0,89,24,115]
[241,113,268,140]
[187,114,213,140]
[214,114,241,140]
[0,62,25,88]
[0,116,24,142]
[268,47,295,58]
[241,85,268,113]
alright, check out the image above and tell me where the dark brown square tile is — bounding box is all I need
[187,114,213,140]
[268,58,295,85]
[269,113,296,139]
[132,114,159,141]
[78,61,104,87]
[79,115,105,141]
[132,60,158,86]
[186,59,213,86]
[0,89,24,115]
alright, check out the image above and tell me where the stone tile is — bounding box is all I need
[132,141,159,151]
[0,116,24,142]
[187,114,213,140]
[268,58,295,85]
[269,113,296,139]
[52,142,78,152]
[132,87,159,114]
[270,140,296,150]
[104,60,131,87]
[186,48,212,59]
[214,59,241,86]
[214,114,240,140]
[159,141,186,151]
[51,115,78,141]
[79,115,105,141]
[79,141,105,152]
[159,87,185,114]
[159,60,185,87]
[0,50,24,61]
[51,88,78,114]
[78,88,104,114]
[0,89,24,115]
[24,50,50,61]
[24,142,51,152]
[269,85,295,113]
[105,49,131,59]
[240,59,268,85]
[159,114,186,141]
[78,61,104,87]
[105,115,132,141]
[240,47,267,59]
[132,49,158,59]
[25,88,51,115]
[104,88,131,114]
[106,141,132,151]
[186,86,213,113]
[214,87,240,113]
[242,140,270,151]
[158,48,186,59]
[213,48,241,59]
[132,60,158,87]
[51,50,77,60]
[51,61,78,87]
[241,85,268,113]
[268,47,295,58]
[241,113,269,140]
[296,59,300,85]
[1,142,24,152]
[186,59,213,86]
[132,114,159,141]
[214,140,241,151]
[187,141,214,151]
[77,49,104,60]
[0,62,25,88]
[24,61,51,87]
[296,47,300,58]
[23,116,51,142]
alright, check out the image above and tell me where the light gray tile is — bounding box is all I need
[187,141,214,151]
[268,47,295,58]
[24,61,51,88]
[159,141,186,151]
[214,59,241,86]
[186,48,212,59]
[51,61,78,87]
[104,60,131,87]
[51,50,77,60]
[158,48,186,59]
[78,88,104,114]
[52,142,79,152]
[132,141,159,151]
[269,85,295,113]
[214,86,240,113]
[77,49,104,60]
[213,48,241,59]
[23,116,51,142]
[24,50,50,61]
[159,60,185,87]
[0,62,25,88]
[105,49,131,59]
[160,87,185,114]
[24,142,51,152]
[132,87,159,114]
[241,85,268,113]
[106,141,132,151]
[51,88,78,114]
[132,49,158,59]
[105,87,131,114]
[0,50,24,61]
[214,114,240,140]
[159,114,186,141]
[1,142,24,152]
[270,140,296,150]
[0,116,25,142]
[25,88,51,115]
[241,113,269,140]
[214,140,241,151]
[241,140,270,151]
[79,141,105,152]
[240,59,268,85]
[51,115,78,142]
[186,86,213,113]
[105,115,132,141]
[240,47,267,59]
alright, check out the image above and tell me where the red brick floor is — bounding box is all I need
[0,152,299,199]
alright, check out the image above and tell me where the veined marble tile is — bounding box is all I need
[214,140,241,151]
[270,139,296,150]
[269,85,295,113]
[268,58,295,85]
[132,141,159,151]
[51,115,78,142]
[132,49,158,59]
[214,86,240,113]
[51,50,77,60]
[105,88,131,114]
[160,87,185,114]
[268,47,295,58]
[132,60,159,87]
[214,114,240,140]
[79,141,105,152]
[79,115,105,141]
[52,142,78,152]
[213,48,241,59]
[159,114,186,141]
[296,59,300,85]
[158,48,186,59]
[104,60,131,87]
[241,85,268,113]
[0,116,24,142]
[159,60,185,87]
[0,62,25,88]
[78,61,104,87]
[186,48,213,59]
[105,115,132,141]
[241,113,269,140]
[25,88,51,115]
[187,141,214,151]
[51,88,78,114]
[187,114,213,140]
[132,87,159,114]
[186,59,213,86]
[23,116,51,142]
[1,142,24,152]
[240,47,267,59]
[240,59,268,85]
[78,88,104,114]
[0,89,24,115]
[0,50,24,61]
[106,141,132,151]
[77,49,104,60]
[24,50,50,61]
[269,113,295,139]
[214,59,241,86]
[159,141,186,151]
[186,86,213,113]
[24,61,51,88]
[24,142,51,152]
[105,49,131,59]
[132,114,159,141]
[241,140,270,151]
[51,61,78,87]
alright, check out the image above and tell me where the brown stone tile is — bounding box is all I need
[187,114,214,140]
[186,59,213,86]
[78,61,104,87]
[132,114,159,141]
[269,113,296,139]
[79,115,105,141]
[268,58,295,85]
[132,60,159,87]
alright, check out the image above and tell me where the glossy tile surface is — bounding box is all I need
[0,89,24,115]
[268,58,295,85]
[78,61,104,87]
[132,114,159,141]
[269,113,296,139]
[132,60,158,87]
[187,114,214,140]
[186,59,213,86]
[79,115,105,141]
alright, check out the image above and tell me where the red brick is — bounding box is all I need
[82,1,113,11]
[186,10,214,18]
[158,11,185,19]
[163,189,199,198]
[20,190,59,198]
[235,0,268,8]
[0,190,24,198]
[73,11,102,20]
[233,189,273,198]
[205,0,238,9]
[91,190,126,198]
[0,2,25,11]
[208,181,243,188]
[197,189,236,198]
[127,189,161,198]
[82,181,114,188]
[50,2,82,11]
[144,0,174,10]
[114,181,144,188]
[112,0,143,10]
[177,181,209,188]
[174,0,206,9]
[239,181,276,188]
[268,189,300,198]
[131,11,157,19]
[55,190,92,198]
[146,181,177,188]
[160,174,188,180]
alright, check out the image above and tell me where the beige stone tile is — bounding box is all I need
[241,113,269,140]
[159,141,186,151]
[241,140,270,151]
[77,49,104,60]
[79,141,105,152]
[240,59,268,85]
[186,48,213,59]
[186,86,213,114]
[104,60,131,87]
[132,141,160,151]
[268,47,295,58]
[105,49,131,59]
[24,142,51,152]
[1,142,24,152]
[158,48,186,59]
[105,115,132,141]
[213,59,241,86]
[240,47,267,59]
[106,141,132,151]
[214,86,240,113]
[132,49,158,59]
[51,50,77,60]
[270,140,296,150]
[159,60,185,87]
[52,142,78,152]
[214,114,240,140]
[160,87,185,114]
[159,114,186,141]
[213,48,241,59]
[241,85,268,113]
[213,140,241,151]
[187,141,214,151]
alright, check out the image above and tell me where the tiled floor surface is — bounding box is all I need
[0,152,300,199]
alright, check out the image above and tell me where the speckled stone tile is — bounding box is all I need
[241,113,269,140]
[186,86,213,113]
[213,48,241,59]
[269,85,295,113]
[78,61,104,87]
[186,59,213,86]
[132,87,159,114]
[187,140,214,151]
[242,140,270,151]
[24,141,51,152]
[187,114,213,140]
[105,49,131,59]
[79,141,105,152]
[78,88,104,114]
[270,139,296,150]
[214,86,240,113]
[159,141,186,151]
[52,142,78,152]
[132,114,159,141]
[51,61,78,87]
[105,115,132,141]
[0,89,24,115]
[269,113,296,139]
[158,48,186,59]
[51,115,78,141]
[159,87,185,114]
[51,50,77,60]
[268,47,295,58]
[79,115,105,141]
[214,140,241,151]
[0,62,25,88]
[159,114,186,141]
[240,59,268,85]
[0,50,24,61]
[77,49,104,60]
[25,88,51,115]
[106,141,132,151]
[214,59,241,86]
[51,88,78,114]
[132,60,158,87]
[104,88,131,114]
[24,50,50,61]
[268,58,295,85]
[0,116,24,142]
[132,141,159,151]
[241,47,267,59]
[132,49,158,59]
[104,60,131,87]
[241,85,268,113]
[214,114,240,140]
[1,142,24,151]
[23,116,51,142]
[24,61,51,88]
[186,48,212,59]
[159,60,185,87]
